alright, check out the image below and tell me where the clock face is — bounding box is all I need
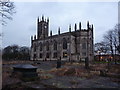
[45,26,47,28]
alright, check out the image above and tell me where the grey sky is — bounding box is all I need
[2,2,118,48]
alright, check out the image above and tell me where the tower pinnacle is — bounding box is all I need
[87,21,89,29]
[37,16,39,22]
[42,15,44,21]
[58,27,60,35]
[79,22,81,30]
[50,30,52,36]
[75,23,77,31]
[69,24,71,32]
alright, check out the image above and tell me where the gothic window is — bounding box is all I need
[46,53,49,58]
[82,43,86,49]
[46,41,49,51]
[34,54,36,59]
[63,52,67,58]
[39,53,42,58]
[40,24,42,34]
[53,52,57,58]
[40,43,42,51]
[63,38,67,49]
[34,44,36,52]
[40,28,42,34]
[54,40,57,50]
[82,52,86,56]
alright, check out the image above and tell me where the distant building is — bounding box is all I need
[95,54,120,61]
[30,15,94,61]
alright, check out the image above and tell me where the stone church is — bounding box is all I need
[31,15,94,61]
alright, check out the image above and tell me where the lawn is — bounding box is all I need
[2,60,120,89]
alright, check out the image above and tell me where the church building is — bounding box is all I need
[30,15,94,61]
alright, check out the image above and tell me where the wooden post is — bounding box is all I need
[85,57,89,69]
[56,57,61,68]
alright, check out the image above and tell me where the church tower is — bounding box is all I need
[37,15,49,39]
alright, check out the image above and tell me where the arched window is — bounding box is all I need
[63,38,67,49]
[46,53,49,58]
[39,42,42,51]
[63,52,67,58]
[34,54,36,59]
[46,41,49,51]
[53,52,57,58]
[54,40,57,50]
[34,43,36,52]
[39,53,42,58]
[82,43,86,49]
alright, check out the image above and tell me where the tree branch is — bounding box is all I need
[0,0,15,25]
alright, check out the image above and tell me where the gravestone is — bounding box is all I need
[85,57,89,69]
[56,57,61,68]
[100,70,107,77]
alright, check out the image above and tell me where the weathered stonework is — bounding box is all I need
[31,16,94,61]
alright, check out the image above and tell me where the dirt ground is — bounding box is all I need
[2,60,120,89]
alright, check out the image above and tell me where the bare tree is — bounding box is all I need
[118,24,120,47]
[114,24,120,54]
[95,24,120,63]
[95,42,109,54]
[104,30,114,61]
[104,30,113,51]
[94,42,110,61]
[0,0,16,25]
[2,45,30,60]
[103,26,120,64]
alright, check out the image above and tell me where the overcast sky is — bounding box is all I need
[2,2,118,48]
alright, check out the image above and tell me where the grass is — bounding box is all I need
[39,73,54,80]
[21,77,39,82]
[2,83,37,90]
[2,60,120,88]
[70,80,79,85]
